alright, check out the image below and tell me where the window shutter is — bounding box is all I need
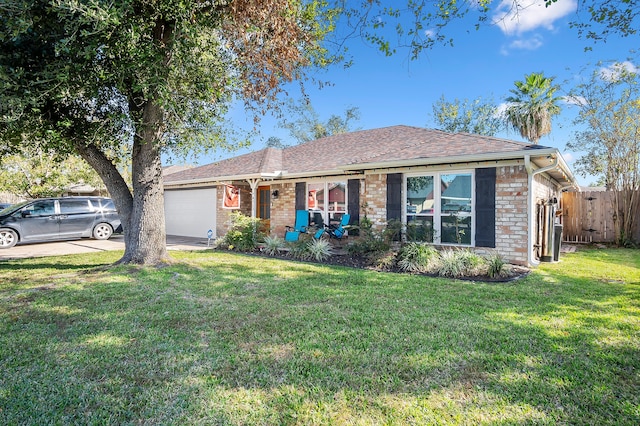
[348,179,360,224]
[386,173,402,221]
[475,168,496,248]
[295,182,306,211]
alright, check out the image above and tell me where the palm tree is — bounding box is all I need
[505,72,562,144]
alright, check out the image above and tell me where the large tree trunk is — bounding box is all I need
[75,100,170,264]
[122,99,170,264]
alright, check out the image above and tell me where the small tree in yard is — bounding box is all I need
[566,62,640,246]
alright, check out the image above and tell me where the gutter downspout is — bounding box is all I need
[525,155,559,267]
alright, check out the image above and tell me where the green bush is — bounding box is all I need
[287,238,310,260]
[486,252,512,278]
[396,242,440,273]
[306,238,333,262]
[437,249,485,278]
[219,212,267,251]
[406,220,436,242]
[347,219,400,255]
[262,235,285,256]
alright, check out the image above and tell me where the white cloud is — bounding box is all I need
[501,34,544,54]
[424,29,436,39]
[493,0,577,35]
[562,152,574,162]
[599,61,639,81]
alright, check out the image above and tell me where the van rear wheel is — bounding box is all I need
[0,229,18,248]
[93,223,113,240]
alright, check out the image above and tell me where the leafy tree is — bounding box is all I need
[0,0,337,264]
[547,0,640,44]
[0,148,105,199]
[505,72,562,144]
[279,99,361,144]
[566,62,640,245]
[430,95,504,136]
[266,137,289,149]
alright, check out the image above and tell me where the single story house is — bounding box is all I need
[163,125,578,266]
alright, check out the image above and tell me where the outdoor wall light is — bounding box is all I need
[271,190,279,199]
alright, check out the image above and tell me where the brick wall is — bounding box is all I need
[269,182,296,237]
[494,165,529,265]
[362,174,387,230]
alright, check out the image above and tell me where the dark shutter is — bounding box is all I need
[348,179,360,225]
[386,173,402,221]
[475,167,496,248]
[295,182,306,211]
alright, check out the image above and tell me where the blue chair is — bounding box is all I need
[285,210,309,242]
[325,213,351,240]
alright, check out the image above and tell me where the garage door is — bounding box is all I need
[164,188,217,238]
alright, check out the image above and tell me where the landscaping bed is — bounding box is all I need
[218,213,531,282]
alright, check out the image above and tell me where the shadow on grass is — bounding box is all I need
[1,250,638,424]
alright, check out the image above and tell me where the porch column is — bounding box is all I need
[247,178,261,218]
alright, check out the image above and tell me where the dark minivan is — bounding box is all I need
[0,197,122,249]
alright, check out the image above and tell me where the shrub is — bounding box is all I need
[437,249,485,278]
[368,250,397,270]
[287,238,310,260]
[406,220,436,242]
[347,219,400,256]
[486,252,512,278]
[306,238,333,262]
[219,212,267,251]
[396,242,440,273]
[262,235,285,256]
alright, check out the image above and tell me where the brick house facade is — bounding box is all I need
[164,126,576,266]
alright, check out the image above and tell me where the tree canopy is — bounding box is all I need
[278,99,361,144]
[505,72,562,144]
[430,95,504,136]
[566,61,640,245]
[0,0,338,264]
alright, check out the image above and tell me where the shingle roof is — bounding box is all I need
[164,125,548,184]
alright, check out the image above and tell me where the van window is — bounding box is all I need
[59,199,92,215]
[27,200,56,217]
[92,199,116,211]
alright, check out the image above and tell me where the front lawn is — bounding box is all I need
[1,248,638,424]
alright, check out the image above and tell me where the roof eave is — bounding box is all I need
[337,149,560,171]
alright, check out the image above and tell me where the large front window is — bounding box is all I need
[406,172,473,245]
[308,181,347,228]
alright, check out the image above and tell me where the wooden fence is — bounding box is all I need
[561,190,640,243]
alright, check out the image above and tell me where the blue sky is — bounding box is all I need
[203,1,636,186]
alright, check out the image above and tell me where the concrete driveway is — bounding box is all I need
[0,235,212,260]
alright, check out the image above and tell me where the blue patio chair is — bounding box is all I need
[324,213,351,240]
[284,210,309,242]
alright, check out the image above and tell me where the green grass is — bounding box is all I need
[1,248,639,425]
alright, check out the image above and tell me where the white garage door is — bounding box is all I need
[164,188,217,238]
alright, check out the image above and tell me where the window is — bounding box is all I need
[59,199,92,215]
[24,200,56,217]
[406,172,473,245]
[307,181,347,227]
